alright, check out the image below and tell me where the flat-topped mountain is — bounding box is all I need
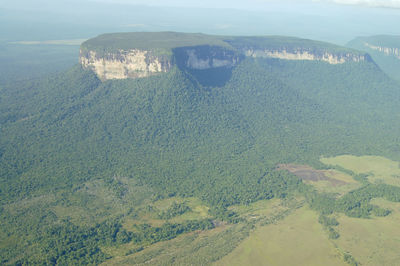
[347,35,400,81]
[348,35,400,57]
[80,32,371,80]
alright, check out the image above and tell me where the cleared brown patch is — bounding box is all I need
[277,164,347,186]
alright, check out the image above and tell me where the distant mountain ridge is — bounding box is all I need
[80,32,372,80]
[347,35,400,81]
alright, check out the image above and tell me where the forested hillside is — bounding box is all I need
[1,39,400,264]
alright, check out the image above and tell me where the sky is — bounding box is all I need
[89,0,400,9]
[1,0,399,44]
[2,0,400,10]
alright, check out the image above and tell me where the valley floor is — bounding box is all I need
[99,155,400,265]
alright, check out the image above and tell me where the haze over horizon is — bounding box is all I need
[1,0,399,44]
[4,0,400,10]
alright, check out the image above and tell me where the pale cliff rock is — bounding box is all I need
[80,46,241,80]
[244,49,367,64]
[79,49,172,80]
[79,33,371,81]
[363,42,400,59]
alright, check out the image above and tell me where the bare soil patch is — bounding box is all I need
[277,164,347,186]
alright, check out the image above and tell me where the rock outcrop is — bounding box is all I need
[363,42,400,59]
[79,49,172,80]
[244,49,368,64]
[80,45,242,81]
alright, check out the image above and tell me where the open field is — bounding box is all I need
[102,223,251,265]
[104,198,303,265]
[321,155,400,187]
[110,157,400,265]
[228,198,285,222]
[215,206,345,266]
[122,196,210,229]
[333,198,400,265]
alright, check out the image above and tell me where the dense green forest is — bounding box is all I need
[1,44,400,264]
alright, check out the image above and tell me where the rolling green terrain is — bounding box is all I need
[2,33,400,265]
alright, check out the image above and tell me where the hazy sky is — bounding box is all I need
[3,0,400,10]
[1,0,399,44]
[90,0,400,9]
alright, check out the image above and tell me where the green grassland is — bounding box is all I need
[228,198,285,221]
[321,155,400,187]
[102,223,251,266]
[122,196,210,229]
[317,155,400,265]
[102,197,302,265]
[210,155,400,266]
[215,206,345,266]
[312,169,361,196]
[334,198,400,265]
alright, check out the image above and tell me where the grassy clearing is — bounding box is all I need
[51,177,153,226]
[106,198,300,264]
[324,169,358,184]
[334,198,400,265]
[228,198,284,221]
[152,197,209,216]
[122,196,210,230]
[309,169,360,196]
[102,223,251,266]
[215,206,345,266]
[321,155,400,186]
[320,155,400,265]
[307,179,361,196]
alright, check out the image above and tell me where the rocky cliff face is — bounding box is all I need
[79,46,241,80]
[80,33,372,81]
[363,42,400,59]
[243,49,368,64]
[79,49,172,80]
